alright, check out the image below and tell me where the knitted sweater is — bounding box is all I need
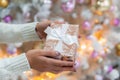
[0,22,40,80]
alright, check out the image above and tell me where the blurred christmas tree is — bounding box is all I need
[1,0,120,80]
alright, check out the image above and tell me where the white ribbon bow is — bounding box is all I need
[45,24,78,45]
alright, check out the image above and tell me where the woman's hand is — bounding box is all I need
[35,20,51,39]
[35,20,64,39]
[26,49,75,74]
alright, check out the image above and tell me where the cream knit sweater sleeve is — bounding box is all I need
[0,22,40,43]
[0,54,30,80]
[0,22,40,80]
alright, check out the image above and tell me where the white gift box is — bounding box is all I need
[44,23,79,61]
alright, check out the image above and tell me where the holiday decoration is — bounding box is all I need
[1,0,120,80]
[82,21,91,30]
[3,15,12,23]
[7,44,17,55]
[112,18,120,27]
[91,0,112,11]
[0,0,9,8]
[61,0,75,13]
[115,43,120,56]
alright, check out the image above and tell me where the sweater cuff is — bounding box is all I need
[21,22,40,41]
[6,53,31,74]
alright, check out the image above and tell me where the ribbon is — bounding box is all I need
[44,24,79,55]
[45,24,78,45]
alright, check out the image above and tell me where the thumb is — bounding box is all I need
[40,20,51,27]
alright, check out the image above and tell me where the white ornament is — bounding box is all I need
[98,58,103,63]
[34,1,51,21]
[81,9,93,20]
[103,66,109,73]
[105,30,120,48]
[81,58,89,70]
[104,18,110,25]
[89,36,104,53]
[72,13,77,19]
[108,69,119,80]
[95,75,103,80]
[92,24,103,33]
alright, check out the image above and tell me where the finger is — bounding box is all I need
[54,61,74,67]
[46,58,74,67]
[54,21,65,24]
[40,56,74,66]
[53,66,75,72]
[37,50,60,58]
[52,67,75,74]
[62,67,75,72]
[41,20,51,26]
[50,67,63,74]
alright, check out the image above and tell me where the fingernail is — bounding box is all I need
[55,55,62,60]
[55,52,62,59]
[74,63,76,65]
[56,51,60,56]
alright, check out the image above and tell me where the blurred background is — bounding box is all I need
[0,0,120,80]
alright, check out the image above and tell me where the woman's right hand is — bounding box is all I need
[26,49,75,74]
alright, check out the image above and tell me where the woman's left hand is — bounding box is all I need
[35,20,51,39]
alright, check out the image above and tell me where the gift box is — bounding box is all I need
[44,23,79,61]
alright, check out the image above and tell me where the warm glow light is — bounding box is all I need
[94,10,103,16]
[94,30,103,40]
[78,50,84,55]
[88,47,94,51]
[81,44,87,50]
[101,0,110,6]
[46,72,56,78]
[99,38,106,45]
[32,72,56,80]
[33,77,45,80]
[94,19,99,24]
[104,48,111,53]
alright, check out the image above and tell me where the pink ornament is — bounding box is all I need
[61,0,75,12]
[91,51,98,58]
[113,18,120,26]
[110,6,116,11]
[3,15,12,23]
[82,21,91,30]
[7,45,17,55]
[107,66,113,73]
[74,60,80,69]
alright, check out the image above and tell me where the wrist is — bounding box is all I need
[35,23,43,39]
[26,51,33,69]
